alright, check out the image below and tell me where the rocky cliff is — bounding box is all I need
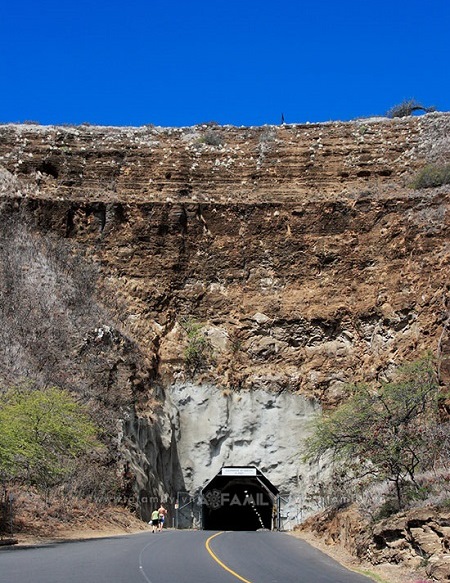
[0,114,449,520]
[299,505,450,581]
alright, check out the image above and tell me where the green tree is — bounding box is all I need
[0,384,99,491]
[305,356,440,510]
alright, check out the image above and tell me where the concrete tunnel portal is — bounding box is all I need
[201,466,279,531]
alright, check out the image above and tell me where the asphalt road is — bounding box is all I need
[0,530,373,583]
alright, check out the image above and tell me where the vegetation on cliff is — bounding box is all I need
[412,163,450,189]
[305,356,450,515]
[386,99,435,118]
[181,318,215,377]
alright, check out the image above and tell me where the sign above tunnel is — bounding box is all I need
[221,467,257,476]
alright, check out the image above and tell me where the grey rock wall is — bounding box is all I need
[120,405,185,521]
[166,381,323,526]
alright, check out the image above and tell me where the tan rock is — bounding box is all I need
[426,556,450,581]
[409,527,442,556]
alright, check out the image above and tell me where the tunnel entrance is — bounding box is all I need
[201,466,279,531]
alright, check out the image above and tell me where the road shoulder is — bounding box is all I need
[289,529,415,583]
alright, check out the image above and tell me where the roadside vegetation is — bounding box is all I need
[0,382,125,536]
[304,355,450,518]
[0,384,99,491]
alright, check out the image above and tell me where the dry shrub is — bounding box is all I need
[411,163,450,189]
[10,486,143,536]
[387,99,435,118]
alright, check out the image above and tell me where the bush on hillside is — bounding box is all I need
[387,99,435,118]
[181,319,215,376]
[411,163,450,189]
[198,130,223,147]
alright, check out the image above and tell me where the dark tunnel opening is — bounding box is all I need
[202,467,279,531]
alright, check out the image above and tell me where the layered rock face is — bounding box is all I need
[0,114,449,517]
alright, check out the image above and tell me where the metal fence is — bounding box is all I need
[174,492,202,529]
[276,492,304,531]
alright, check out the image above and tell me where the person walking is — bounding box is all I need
[158,504,167,532]
[150,509,159,533]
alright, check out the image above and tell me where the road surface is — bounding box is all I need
[0,530,373,583]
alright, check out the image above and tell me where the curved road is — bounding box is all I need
[0,530,373,583]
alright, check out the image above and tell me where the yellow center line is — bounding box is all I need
[205,532,254,583]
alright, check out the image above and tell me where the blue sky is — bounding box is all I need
[1,0,448,127]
